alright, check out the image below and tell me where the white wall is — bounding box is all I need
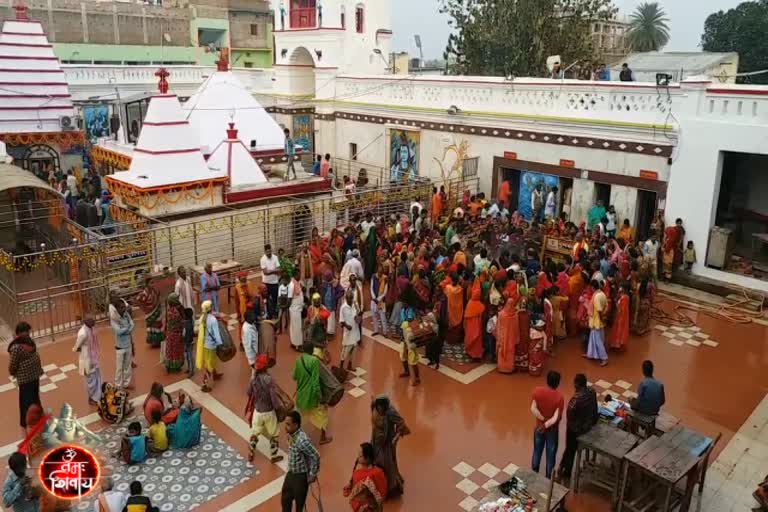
[329,114,668,223]
[666,82,768,292]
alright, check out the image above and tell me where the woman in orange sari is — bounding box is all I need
[431,187,443,224]
[308,233,325,280]
[496,296,519,373]
[344,442,387,512]
[444,273,465,345]
[463,288,485,360]
[608,283,630,349]
[566,266,586,336]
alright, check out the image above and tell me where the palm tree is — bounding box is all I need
[625,2,670,52]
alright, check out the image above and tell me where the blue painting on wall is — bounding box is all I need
[83,105,109,142]
[293,115,312,153]
[518,170,559,221]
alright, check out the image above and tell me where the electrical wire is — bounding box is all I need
[654,287,765,326]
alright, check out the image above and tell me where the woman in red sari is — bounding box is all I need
[431,187,443,224]
[534,271,552,301]
[608,283,630,349]
[662,218,685,280]
[463,288,485,360]
[308,232,325,278]
[495,296,519,373]
[344,442,387,512]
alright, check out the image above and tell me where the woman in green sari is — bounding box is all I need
[292,343,332,444]
[136,276,165,348]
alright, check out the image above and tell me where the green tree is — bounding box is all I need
[440,0,617,77]
[625,2,670,52]
[701,0,768,84]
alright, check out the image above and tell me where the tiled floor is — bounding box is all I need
[588,378,639,401]
[452,460,521,511]
[1,362,78,394]
[654,323,720,348]
[0,293,767,511]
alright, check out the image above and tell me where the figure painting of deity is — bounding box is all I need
[389,129,419,183]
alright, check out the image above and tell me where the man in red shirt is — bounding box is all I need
[530,370,564,478]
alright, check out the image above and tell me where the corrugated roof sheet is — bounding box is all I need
[0,163,59,195]
[617,52,738,71]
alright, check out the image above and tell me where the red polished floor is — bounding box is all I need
[1,293,767,511]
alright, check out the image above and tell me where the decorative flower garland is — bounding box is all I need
[0,131,85,147]
[105,177,228,211]
[91,146,132,170]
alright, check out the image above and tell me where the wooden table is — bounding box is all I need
[191,260,242,306]
[617,426,714,512]
[573,423,640,507]
[475,468,569,511]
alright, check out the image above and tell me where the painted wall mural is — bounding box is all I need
[432,137,470,187]
[518,170,559,221]
[293,114,313,153]
[83,105,109,142]
[388,129,419,182]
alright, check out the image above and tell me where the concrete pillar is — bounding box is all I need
[46,0,54,42]
[112,4,119,45]
[142,7,148,44]
[609,185,638,230]
[81,3,88,43]
[570,178,594,226]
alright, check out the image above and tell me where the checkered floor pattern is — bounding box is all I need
[1,363,78,394]
[346,367,368,398]
[588,378,638,401]
[452,461,523,511]
[441,343,477,365]
[654,324,719,348]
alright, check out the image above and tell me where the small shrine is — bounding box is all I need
[105,69,227,217]
[182,53,290,160]
[0,0,82,177]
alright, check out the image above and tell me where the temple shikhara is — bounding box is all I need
[0,1,767,512]
[0,1,81,178]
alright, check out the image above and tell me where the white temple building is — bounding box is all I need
[183,59,288,159]
[106,71,228,217]
[0,3,81,175]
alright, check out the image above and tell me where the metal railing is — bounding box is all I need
[0,175,479,341]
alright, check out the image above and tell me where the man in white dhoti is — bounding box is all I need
[74,316,102,404]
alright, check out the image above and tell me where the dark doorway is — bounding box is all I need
[500,168,521,212]
[595,182,611,208]
[636,190,657,242]
[559,177,573,221]
[714,151,768,279]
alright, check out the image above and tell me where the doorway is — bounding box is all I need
[500,168,521,212]
[635,189,657,242]
[559,177,573,220]
[595,182,611,208]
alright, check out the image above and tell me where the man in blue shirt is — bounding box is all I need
[284,128,298,181]
[632,360,666,415]
[3,452,39,512]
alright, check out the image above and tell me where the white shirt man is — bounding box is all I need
[260,252,281,286]
[340,300,361,346]
[66,173,79,197]
[93,478,127,512]
[340,252,364,290]
[241,317,258,377]
[545,190,557,218]
[175,272,194,310]
[360,219,375,240]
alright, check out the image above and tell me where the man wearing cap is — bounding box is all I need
[305,293,330,349]
[245,354,284,464]
[196,300,223,392]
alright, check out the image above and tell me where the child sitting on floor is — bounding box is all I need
[118,422,146,465]
[147,409,168,454]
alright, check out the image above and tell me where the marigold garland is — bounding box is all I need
[0,131,85,147]
[91,146,132,170]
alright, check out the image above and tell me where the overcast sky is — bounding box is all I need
[391,0,746,60]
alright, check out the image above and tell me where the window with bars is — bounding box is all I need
[355,6,364,33]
